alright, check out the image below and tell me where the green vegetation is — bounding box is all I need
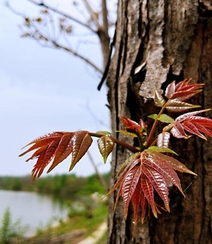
[0,208,27,244]
[0,173,109,243]
[0,201,107,244]
[20,198,107,243]
[0,173,109,200]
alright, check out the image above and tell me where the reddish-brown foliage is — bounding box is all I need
[20,79,212,222]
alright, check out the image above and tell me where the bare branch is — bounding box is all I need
[82,0,100,29]
[87,150,108,190]
[51,40,103,74]
[6,0,111,71]
[99,0,110,68]
[81,102,109,128]
[27,0,97,33]
[102,0,109,33]
[6,1,102,74]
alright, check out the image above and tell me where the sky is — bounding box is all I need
[0,0,112,177]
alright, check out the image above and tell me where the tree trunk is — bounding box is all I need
[106,1,212,243]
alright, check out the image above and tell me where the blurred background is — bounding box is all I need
[0,1,116,242]
[0,0,112,177]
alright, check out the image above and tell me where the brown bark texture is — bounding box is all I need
[106,0,212,244]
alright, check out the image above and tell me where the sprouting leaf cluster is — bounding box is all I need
[20,79,212,223]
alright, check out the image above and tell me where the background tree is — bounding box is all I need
[7,0,115,72]
[8,0,212,244]
[106,1,212,243]
[6,0,115,184]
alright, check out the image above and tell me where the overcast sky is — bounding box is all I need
[0,0,112,177]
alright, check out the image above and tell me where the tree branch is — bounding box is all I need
[87,150,108,190]
[6,1,102,74]
[102,0,109,33]
[51,41,103,74]
[27,0,97,33]
[6,0,110,73]
[82,0,100,29]
[98,0,110,68]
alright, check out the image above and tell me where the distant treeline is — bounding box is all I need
[0,173,109,199]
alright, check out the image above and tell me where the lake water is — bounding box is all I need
[0,190,69,236]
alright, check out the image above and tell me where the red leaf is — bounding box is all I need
[182,116,212,140]
[142,166,170,212]
[32,140,60,180]
[131,179,142,224]
[31,152,46,180]
[70,131,93,170]
[168,109,212,140]
[165,80,176,99]
[140,189,147,224]
[153,152,197,175]
[141,177,158,218]
[165,79,203,101]
[194,123,212,137]
[47,133,74,172]
[106,155,142,213]
[20,131,92,179]
[157,132,170,148]
[19,132,65,157]
[170,122,190,139]
[122,166,142,219]
[108,150,196,223]
[182,120,206,140]
[131,182,147,223]
[166,99,200,112]
[122,116,147,136]
[108,154,140,199]
[173,82,203,101]
[142,151,185,196]
[25,144,49,162]
[175,109,210,123]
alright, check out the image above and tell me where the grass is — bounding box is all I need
[24,199,108,243]
[68,202,107,233]
[0,208,28,244]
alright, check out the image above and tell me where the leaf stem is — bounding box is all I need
[89,132,138,153]
[145,105,167,148]
[135,132,145,151]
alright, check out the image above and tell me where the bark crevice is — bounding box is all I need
[107,1,212,243]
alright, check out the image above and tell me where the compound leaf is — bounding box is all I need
[20,131,93,179]
[165,79,203,101]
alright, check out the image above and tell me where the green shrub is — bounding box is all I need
[0,208,27,244]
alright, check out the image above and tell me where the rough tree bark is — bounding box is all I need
[106,1,212,243]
